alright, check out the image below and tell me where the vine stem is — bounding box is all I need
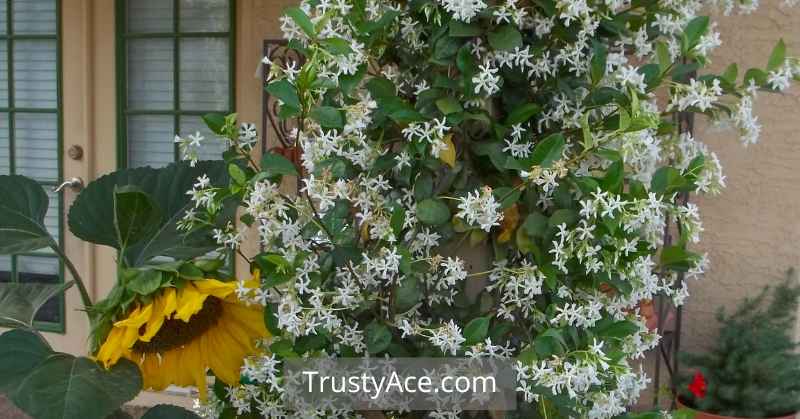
[50,242,92,310]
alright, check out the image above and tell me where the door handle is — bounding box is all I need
[53,177,84,193]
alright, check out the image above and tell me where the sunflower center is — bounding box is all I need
[134,297,223,354]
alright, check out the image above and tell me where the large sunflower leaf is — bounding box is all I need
[0,329,52,395]
[0,281,74,328]
[11,352,142,419]
[0,175,55,254]
[68,161,230,267]
[142,405,201,419]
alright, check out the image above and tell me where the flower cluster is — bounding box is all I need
[182,0,798,417]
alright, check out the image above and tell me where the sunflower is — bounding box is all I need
[96,272,268,400]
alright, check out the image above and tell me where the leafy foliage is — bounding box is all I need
[0,175,56,253]
[68,160,231,267]
[678,271,800,417]
[0,329,142,419]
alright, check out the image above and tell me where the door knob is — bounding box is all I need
[53,177,84,193]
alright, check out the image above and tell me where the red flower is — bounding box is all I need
[688,371,707,399]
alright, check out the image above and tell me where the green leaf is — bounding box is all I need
[534,329,566,357]
[284,7,315,37]
[142,405,201,419]
[416,198,451,226]
[319,37,353,55]
[661,245,699,272]
[0,282,74,328]
[0,175,54,254]
[265,79,301,112]
[449,20,482,37]
[590,41,607,84]
[651,166,686,194]
[523,212,548,238]
[463,317,490,345]
[113,186,161,250]
[683,16,709,52]
[767,39,786,72]
[548,209,578,229]
[601,160,624,194]
[201,113,226,135]
[261,152,299,179]
[505,103,541,126]
[436,97,463,115]
[12,354,142,419]
[123,269,164,296]
[487,25,522,51]
[68,161,231,267]
[743,68,768,87]
[596,320,638,339]
[492,187,521,209]
[655,41,671,73]
[228,163,246,185]
[721,63,738,85]
[365,322,392,354]
[531,133,565,168]
[310,106,345,129]
[0,329,51,395]
[393,276,421,313]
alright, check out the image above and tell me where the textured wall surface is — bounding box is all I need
[682,6,800,354]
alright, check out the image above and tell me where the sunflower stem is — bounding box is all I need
[50,242,93,310]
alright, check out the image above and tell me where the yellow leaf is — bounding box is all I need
[439,134,456,168]
[497,204,520,244]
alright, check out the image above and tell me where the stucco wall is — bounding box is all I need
[683,7,800,353]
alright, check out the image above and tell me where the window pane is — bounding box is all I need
[127,0,174,33]
[44,189,59,247]
[128,115,174,168]
[179,0,229,32]
[0,41,7,107]
[14,40,58,109]
[179,38,229,111]
[180,116,226,161]
[128,39,174,111]
[0,113,8,175]
[14,113,57,181]
[0,255,11,282]
[12,0,56,35]
[17,256,60,323]
[0,2,6,35]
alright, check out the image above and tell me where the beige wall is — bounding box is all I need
[683,7,800,353]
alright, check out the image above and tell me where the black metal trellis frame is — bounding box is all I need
[260,38,694,412]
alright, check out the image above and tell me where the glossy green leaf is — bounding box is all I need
[436,97,463,115]
[310,106,345,129]
[416,198,451,226]
[0,175,54,254]
[531,133,565,168]
[319,37,353,55]
[284,7,315,37]
[265,79,301,112]
[505,103,541,126]
[393,276,421,313]
[261,152,299,179]
[365,322,392,354]
[488,25,522,51]
[463,317,490,345]
[767,39,786,72]
[523,212,548,238]
[683,16,709,52]
[651,166,687,194]
[590,41,607,84]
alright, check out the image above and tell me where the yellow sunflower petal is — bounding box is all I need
[175,284,208,322]
[114,304,153,328]
[193,278,237,299]
[139,295,167,342]
[162,287,177,318]
[96,327,126,368]
[243,269,261,291]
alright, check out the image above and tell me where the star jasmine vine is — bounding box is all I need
[173,0,800,418]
